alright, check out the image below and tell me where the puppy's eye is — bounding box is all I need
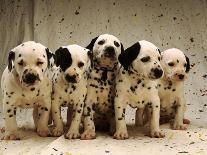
[168,62,174,67]
[158,57,161,61]
[141,56,150,62]
[78,62,84,68]
[18,60,24,66]
[37,61,44,66]
[114,41,120,47]
[98,40,105,45]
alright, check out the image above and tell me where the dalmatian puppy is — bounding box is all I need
[136,48,190,130]
[114,40,165,140]
[81,34,124,140]
[1,41,53,140]
[51,45,91,139]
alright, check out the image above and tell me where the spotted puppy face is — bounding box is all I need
[54,45,91,83]
[8,41,53,87]
[86,34,124,69]
[118,40,163,79]
[161,48,190,81]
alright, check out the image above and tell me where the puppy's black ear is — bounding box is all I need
[87,50,93,61]
[185,55,190,73]
[121,43,124,53]
[54,47,72,71]
[8,51,15,71]
[118,42,141,70]
[86,36,99,51]
[45,48,53,67]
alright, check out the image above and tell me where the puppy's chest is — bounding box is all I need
[16,86,47,107]
[89,69,116,112]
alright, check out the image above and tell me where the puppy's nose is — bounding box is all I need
[104,46,115,57]
[178,74,184,80]
[152,68,163,78]
[65,74,77,83]
[23,73,38,84]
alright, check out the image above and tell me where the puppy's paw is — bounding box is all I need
[150,130,165,138]
[113,130,129,140]
[2,134,20,140]
[65,131,80,139]
[173,123,187,130]
[52,127,64,137]
[81,130,96,140]
[37,127,50,137]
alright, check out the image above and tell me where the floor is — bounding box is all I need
[0,106,207,155]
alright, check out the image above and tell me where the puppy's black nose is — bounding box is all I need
[23,73,38,84]
[152,68,163,78]
[65,74,77,83]
[104,46,115,57]
[178,74,184,80]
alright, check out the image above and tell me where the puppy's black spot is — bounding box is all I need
[45,107,48,111]
[55,47,72,71]
[31,87,35,91]
[7,109,11,113]
[9,114,13,117]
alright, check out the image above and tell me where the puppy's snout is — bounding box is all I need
[152,68,163,79]
[65,74,77,83]
[23,73,39,84]
[104,46,115,57]
[178,74,184,80]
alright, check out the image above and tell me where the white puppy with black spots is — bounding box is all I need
[1,41,53,140]
[81,34,124,140]
[51,45,91,139]
[114,40,165,140]
[136,48,190,130]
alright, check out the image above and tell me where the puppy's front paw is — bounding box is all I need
[150,130,165,138]
[65,131,80,139]
[113,130,129,140]
[52,127,64,137]
[81,130,96,140]
[2,134,20,140]
[37,127,50,137]
[173,123,187,130]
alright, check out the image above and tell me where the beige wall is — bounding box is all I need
[0,0,207,124]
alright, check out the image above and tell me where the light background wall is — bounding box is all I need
[0,0,207,125]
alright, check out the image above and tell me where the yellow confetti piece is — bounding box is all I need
[168,133,174,140]
[65,152,71,155]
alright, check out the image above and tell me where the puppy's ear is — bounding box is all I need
[54,47,72,71]
[8,51,15,72]
[121,43,124,53]
[118,42,141,70]
[185,55,190,73]
[45,48,54,67]
[86,36,99,51]
[87,50,93,61]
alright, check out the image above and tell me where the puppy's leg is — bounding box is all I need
[173,97,187,130]
[65,102,83,139]
[36,97,51,137]
[51,97,63,137]
[135,108,144,127]
[113,96,128,140]
[81,102,96,140]
[2,100,19,140]
[33,106,38,129]
[149,97,165,138]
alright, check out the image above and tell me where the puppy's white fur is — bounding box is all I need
[1,41,52,140]
[114,40,165,139]
[51,45,90,139]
